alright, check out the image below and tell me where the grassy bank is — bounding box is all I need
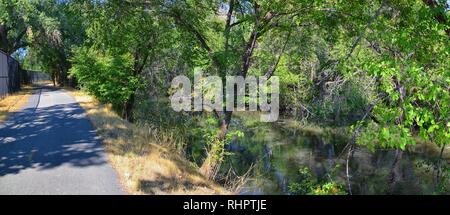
[68,89,228,195]
[0,85,33,122]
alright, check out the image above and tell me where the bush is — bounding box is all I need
[69,47,141,110]
[288,167,347,195]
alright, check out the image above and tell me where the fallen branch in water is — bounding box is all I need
[338,95,385,195]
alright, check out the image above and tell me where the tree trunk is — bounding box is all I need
[0,25,8,53]
[219,111,232,137]
[200,111,232,179]
[199,144,223,180]
[196,2,279,180]
[51,71,56,87]
[388,149,403,192]
[346,144,354,195]
[199,5,264,178]
[60,51,72,86]
[435,144,445,191]
[122,93,135,122]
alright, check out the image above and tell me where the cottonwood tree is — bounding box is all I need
[164,0,314,178]
[340,0,450,193]
[1,0,80,86]
[0,0,32,54]
[70,0,169,121]
[0,0,60,54]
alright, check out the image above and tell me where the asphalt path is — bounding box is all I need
[0,86,123,194]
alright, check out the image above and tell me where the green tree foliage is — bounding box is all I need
[354,0,449,151]
[69,0,166,120]
[70,48,140,109]
[0,0,35,54]
[288,167,347,195]
[0,0,62,54]
[7,0,449,194]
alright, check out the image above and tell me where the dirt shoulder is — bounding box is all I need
[0,85,34,122]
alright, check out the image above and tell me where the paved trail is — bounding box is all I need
[0,86,123,194]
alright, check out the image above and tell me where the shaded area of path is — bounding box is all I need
[0,86,123,194]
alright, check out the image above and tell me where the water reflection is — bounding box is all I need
[230,118,449,195]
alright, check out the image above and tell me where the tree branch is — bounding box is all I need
[264,28,292,79]
[11,28,28,52]
[342,0,387,62]
[170,10,213,54]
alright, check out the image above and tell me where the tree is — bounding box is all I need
[0,0,31,54]
[0,0,60,54]
[164,0,313,178]
[346,0,450,192]
[69,0,166,121]
[11,0,447,193]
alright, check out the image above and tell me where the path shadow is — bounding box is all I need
[0,90,107,176]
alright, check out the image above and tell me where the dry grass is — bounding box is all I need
[68,89,229,195]
[0,85,33,122]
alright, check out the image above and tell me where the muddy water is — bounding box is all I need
[229,119,449,195]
